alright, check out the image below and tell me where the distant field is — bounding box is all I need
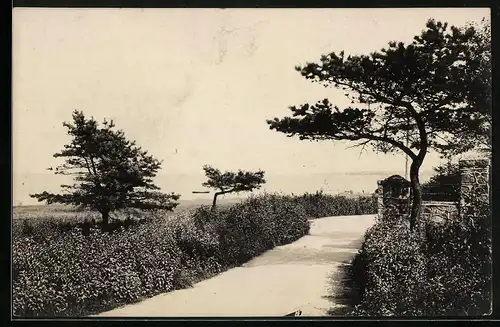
[13,204,101,221]
[12,197,242,221]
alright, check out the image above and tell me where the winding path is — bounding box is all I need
[97,214,376,317]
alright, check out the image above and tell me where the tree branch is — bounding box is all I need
[400,101,428,158]
[358,133,417,159]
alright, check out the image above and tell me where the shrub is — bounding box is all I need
[343,196,491,316]
[12,208,147,241]
[170,212,223,285]
[13,193,312,317]
[422,198,491,315]
[293,191,377,219]
[192,194,310,266]
[13,213,182,317]
[350,220,428,316]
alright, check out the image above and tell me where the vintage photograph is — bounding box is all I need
[12,8,491,317]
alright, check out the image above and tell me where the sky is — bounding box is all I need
[12,8,490,205]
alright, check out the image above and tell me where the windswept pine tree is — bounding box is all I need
[31,110,180,226]
[267,19,491,231]
[201,165,266,209]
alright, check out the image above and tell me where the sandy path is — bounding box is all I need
[97,214,376,317]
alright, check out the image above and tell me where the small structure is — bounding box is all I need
[377,175,411,220]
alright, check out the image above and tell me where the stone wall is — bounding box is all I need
[422,201,458,224]
[376,158,490,223]
[459,158,491,218]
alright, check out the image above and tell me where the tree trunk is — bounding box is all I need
[212,192,222,210]
[101,210,110,227]
[404,103,428,234]
[409,158,423,231]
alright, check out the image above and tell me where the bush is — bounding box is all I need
[12,208,147,241]
[13,193,312,317]
[343,197,491,316]
[422,199,491,315]
[350,220,428,316]
[13,213,182,317]
[293,191,377,219]
[170,212,223,285]
[193,194,310,266]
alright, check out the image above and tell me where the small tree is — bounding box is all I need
[201,165,266,209]
[267,19,490,231]
[31,111,180,226]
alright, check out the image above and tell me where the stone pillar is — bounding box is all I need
[377,175,411,223]
[459,158,490,218]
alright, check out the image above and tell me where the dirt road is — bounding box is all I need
[97,214,376,317]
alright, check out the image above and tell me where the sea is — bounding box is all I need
[13,170,434,207]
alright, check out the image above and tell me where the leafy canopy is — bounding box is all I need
[31,111,180,214]
[267,19,490,160]
[432,18,491,157]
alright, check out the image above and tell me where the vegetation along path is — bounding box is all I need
[97,214,376,317]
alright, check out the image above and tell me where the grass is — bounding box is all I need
[13,204,100,219]
[12,197,237,221]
